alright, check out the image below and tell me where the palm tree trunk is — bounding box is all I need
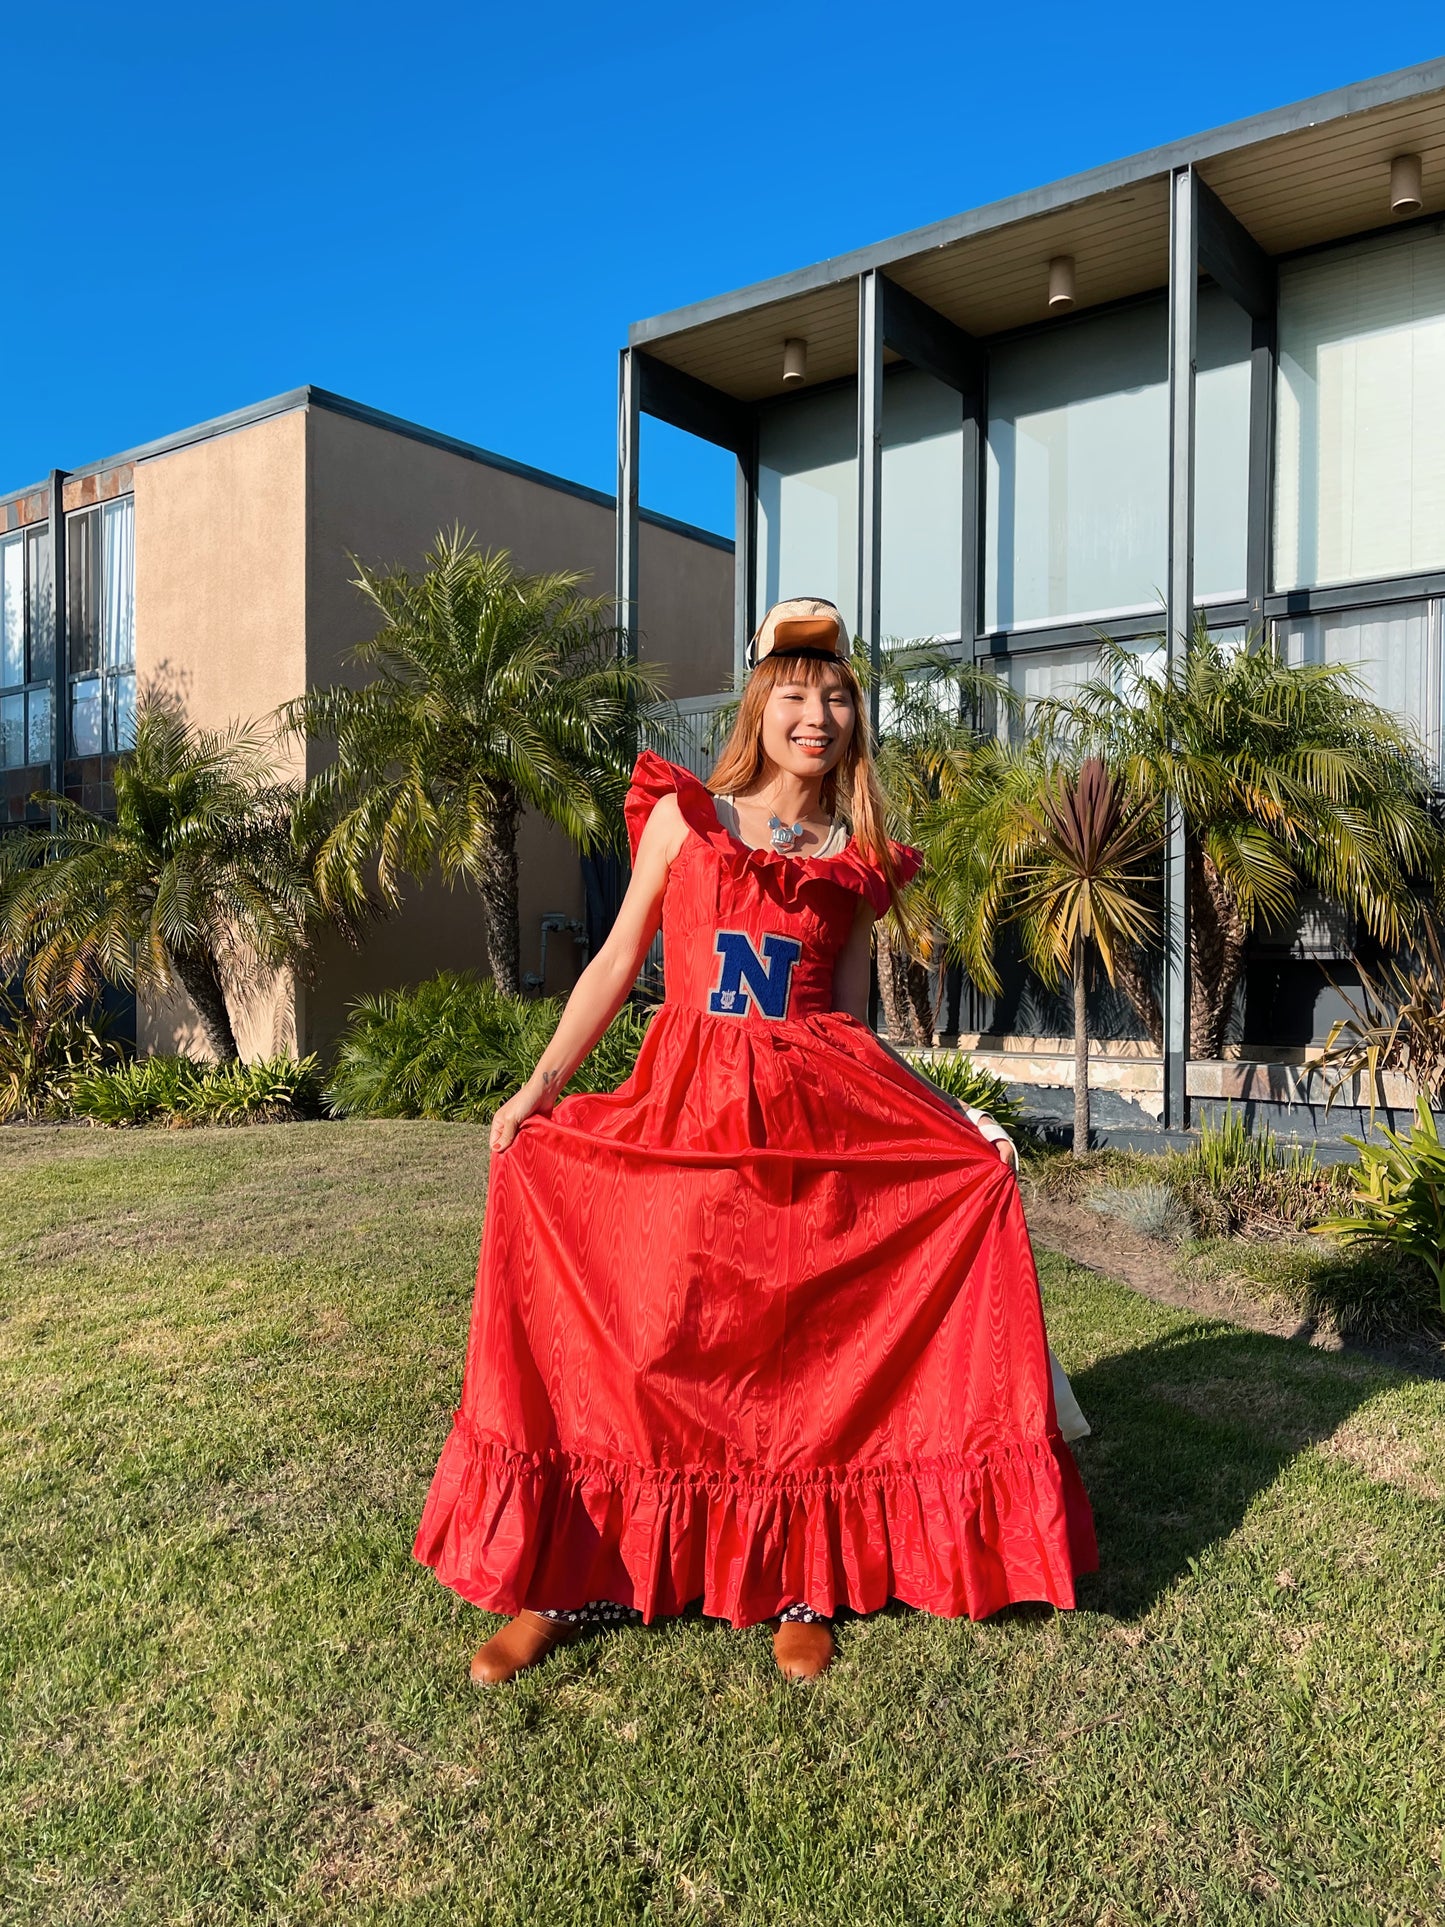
[1073,937,1090,1156]
[477,787,523,998]
[1113,942,1163,1050]
[875,929,903,1039]
[1188,844,1249,1058]
[903,955,936,1044]
[171,951,240,1061]
[875,929,932,1045]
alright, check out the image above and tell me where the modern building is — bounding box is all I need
[617,58,1445,1132]
[1,388,733,1056]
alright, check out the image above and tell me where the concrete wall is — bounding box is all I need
[127,399,733,1060]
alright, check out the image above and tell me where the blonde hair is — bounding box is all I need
[705,643,906,919]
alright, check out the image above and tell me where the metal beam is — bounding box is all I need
[46,471,68,821]
[1195,177,1277,322]
[733,424,758,683]
[857,271,884,742]
[633,351,753,457]
[877,274,985,399]
[1246,309,1277,630]
[961,378,983,654]
[615,349,639,659]
[1163,167,1198,1133]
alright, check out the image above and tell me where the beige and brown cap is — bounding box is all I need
[746,597,849,670]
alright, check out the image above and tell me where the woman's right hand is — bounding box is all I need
[489,1073,559,1156]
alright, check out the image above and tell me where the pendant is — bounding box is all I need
[769,813,806,851]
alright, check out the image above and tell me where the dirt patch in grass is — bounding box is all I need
[1318,1411,1444,1501]
[1024,1193,1445,1380]
[1025,1195,1306,1335]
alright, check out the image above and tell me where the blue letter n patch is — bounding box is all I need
[708,930,803,1020]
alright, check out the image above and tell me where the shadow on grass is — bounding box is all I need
[1067,1322,1379,1622]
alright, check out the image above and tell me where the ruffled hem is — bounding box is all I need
[413,1418,1098,1628]
[624,749,922,917]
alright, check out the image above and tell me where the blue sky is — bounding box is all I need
[6,5,1443,542]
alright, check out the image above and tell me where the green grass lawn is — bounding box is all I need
[2,1124,1443,1926]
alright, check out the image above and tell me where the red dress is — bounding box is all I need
[414,751,1096,1626]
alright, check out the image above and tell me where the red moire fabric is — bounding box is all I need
[414,750,1097,1626]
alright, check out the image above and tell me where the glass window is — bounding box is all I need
[112,673,136,752]
[71,677,102,758]
[1195,288,1252,603]
[1278,601,1443,773]
[1,525,55,771]
[1275,227,1445,592]
[66,497,135,755]
[102,497,135,671]
[756,385,858,635]
[26,688,51,767]
[0,534,23,688]
[0,693,22,768]
[986,303,1168,631]
[997,644,1099,742]
[25,526,53,680]
[67,507,102,676]
[881,368,964,642]
[985,291,1250,632]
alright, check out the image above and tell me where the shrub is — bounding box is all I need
[1316,1097,1445,1311]
[903,1051,1028,1136]
[70,1054,322,1126]
[325,973,649,1122]
[1171,1107,1345,1237]
[0,994,125,1120]
[1086,1180,1193,1244]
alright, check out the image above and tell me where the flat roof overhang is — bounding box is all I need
[627,58,1445,401]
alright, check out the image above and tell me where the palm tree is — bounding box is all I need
[0,702,317,1060]
[926,745,1161,1153]
[1048,628,1442,1056]
[868,643,1018,1045]
[286,531,668,998]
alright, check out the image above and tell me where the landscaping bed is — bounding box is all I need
[3,1124,1443,1925]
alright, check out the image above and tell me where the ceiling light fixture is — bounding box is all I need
[1048,255,1076,314]
[1390,152,1424,215]
[782,338,808,386]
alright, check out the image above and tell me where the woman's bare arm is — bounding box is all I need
[831,896,1018,1169]
[489,794,687,1153]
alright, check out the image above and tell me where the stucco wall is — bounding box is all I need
[132,410,309,1058]
[303,406,733,703]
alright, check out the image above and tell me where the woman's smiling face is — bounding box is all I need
[758,665,855,780]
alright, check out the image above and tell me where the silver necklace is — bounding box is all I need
[768,812,807,851]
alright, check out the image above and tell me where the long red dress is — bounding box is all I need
[414,750,1096,1626]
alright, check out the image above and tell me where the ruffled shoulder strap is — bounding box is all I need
[624,748,711,861]
[623,748,922,916]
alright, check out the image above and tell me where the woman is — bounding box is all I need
[414,596,1096,1684]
